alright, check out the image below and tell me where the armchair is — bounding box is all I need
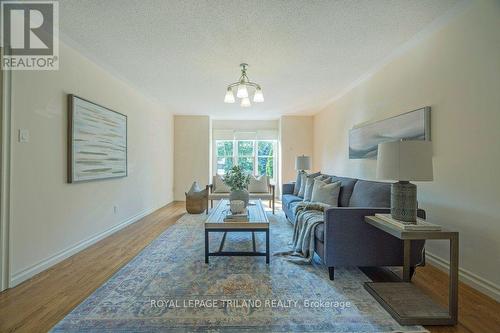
[207,181,276,214]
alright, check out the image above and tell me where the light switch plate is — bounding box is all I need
[18,129,30,143]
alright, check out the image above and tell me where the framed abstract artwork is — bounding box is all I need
[68,95,127,183]
[349,107,431,159]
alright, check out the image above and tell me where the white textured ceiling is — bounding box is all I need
[59,0,458,119]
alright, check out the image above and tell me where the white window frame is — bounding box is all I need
[214,140,234,175]
[236,140,255,175]
[214,139,278,183]
[256,140,276,179]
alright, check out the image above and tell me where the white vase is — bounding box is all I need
[230,200,245,214]
[229,189,249,207]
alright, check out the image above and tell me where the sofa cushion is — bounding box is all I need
[315,222,324,241]
[330,176,358,207]
[248,175,269,193]
[289,200,302,215]
[314,237,325,259]
[213,175,230,193]
[208,193,229,200]
[348,179,391,207]
[210,192,273,200]
[249,193,273,200]
[311,180,340,206]
[282,194,302,209]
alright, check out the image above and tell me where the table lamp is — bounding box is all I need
[376,140,433,223]
[295,155,311,172]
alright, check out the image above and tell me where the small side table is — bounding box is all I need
[364,216,459,326]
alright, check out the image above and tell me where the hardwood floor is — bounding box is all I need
[0,202,185,333]
[361,266,500,333]
[0,202,498,333]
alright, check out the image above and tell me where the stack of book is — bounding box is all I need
[375,214,442,231]
[224,209,249,222]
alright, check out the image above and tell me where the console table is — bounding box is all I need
[364,216,459,326]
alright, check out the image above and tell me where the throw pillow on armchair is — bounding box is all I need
[248,175,269,193]
[213,174,230,193]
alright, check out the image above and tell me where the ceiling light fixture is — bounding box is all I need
[224,63,264,107]
[241,97,251,107]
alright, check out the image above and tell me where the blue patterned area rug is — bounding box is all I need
[51,210,427,332]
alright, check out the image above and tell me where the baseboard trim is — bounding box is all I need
[426,251,500,302]
[10,202,171,287]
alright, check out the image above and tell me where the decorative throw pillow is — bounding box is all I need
[248,175,269,193]
[311,180,341,207]
[304,175,329,202]
[297,172,308,197]
[293,171,304,196]
[213,174,230,193]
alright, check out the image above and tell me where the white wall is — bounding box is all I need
[9,42,174,286]
[212,119,279,131]
[280,115,314,185]
[173,115,210,200]
[313,0,500,300]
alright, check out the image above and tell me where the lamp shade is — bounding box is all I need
[253,87,264,102]
[224,88,235,103]
[376,141,433,181]
[237,84,249,98]
[240,97,251,107]
[295,155,311,171]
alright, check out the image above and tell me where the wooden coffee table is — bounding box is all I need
[204,199,270,264]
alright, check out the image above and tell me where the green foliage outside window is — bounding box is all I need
[238,157,254,173]
[257,141,274,177]
[217,141,233,157]
[216,140,275,178]
[238,141,253,156]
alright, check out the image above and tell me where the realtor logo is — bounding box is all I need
[1,1,59,70]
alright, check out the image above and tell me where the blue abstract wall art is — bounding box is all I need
[68,95,127,182]
[349,107,431,159]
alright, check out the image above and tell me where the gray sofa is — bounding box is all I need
[282,175,425,280]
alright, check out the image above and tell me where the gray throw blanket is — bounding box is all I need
[274,202,330,264]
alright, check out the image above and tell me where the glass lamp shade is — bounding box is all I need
[236,84,249,98]
[253,88,264,102]
[224,88,235,103]
[240,97,251,107]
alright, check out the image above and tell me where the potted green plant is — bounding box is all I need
[223,165,251,207]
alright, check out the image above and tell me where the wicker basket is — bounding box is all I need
[185,189,208,214]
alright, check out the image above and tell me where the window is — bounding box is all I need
[257,141,274,178]
[237,141,254,174]
[216,141,233,174]
[215,139,277,181]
